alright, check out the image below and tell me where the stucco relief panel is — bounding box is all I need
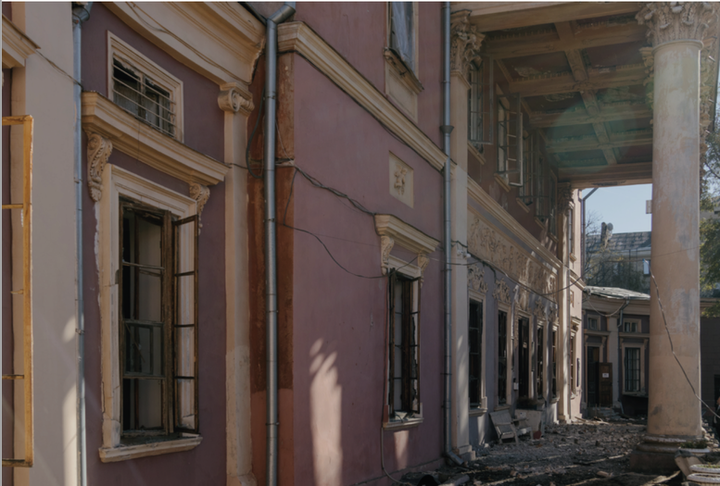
[468,213,557,301]
[389,152,414,208]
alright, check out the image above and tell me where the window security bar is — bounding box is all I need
[112,59,176,138]
[2,115,34,468]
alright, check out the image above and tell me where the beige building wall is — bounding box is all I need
[10,3,78,485]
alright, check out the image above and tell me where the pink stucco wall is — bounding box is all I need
[289,52,445,484]
[80,5,228,484]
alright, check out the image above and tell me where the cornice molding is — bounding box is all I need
[374,214,440,256]
[105,2,264,88]
[82,92,229,186]
[467,176,561,270]
[278,21,448,172]
[2,15,39,69]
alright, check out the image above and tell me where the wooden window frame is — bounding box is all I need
[496,92,523,188]
[98,165,201,462]
[496,306,510,408]
[623,346,641,393]
[107,32,184,142]
[2,115,33,468]
[467,58,494,149]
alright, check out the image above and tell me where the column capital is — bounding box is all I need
[451,10,484,78]
[636,2,718,47]
[557,183,573,213]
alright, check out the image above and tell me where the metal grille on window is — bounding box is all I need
[112,58,176,138]
[2,115,34,467]
[624,348,640,392]
[497,310,507,405]
[467,57,493,148]
[388,272,421,417]
[496,93,523,187]
[389,2,415,72]
[469,301,483,408]
[173,214,199,432]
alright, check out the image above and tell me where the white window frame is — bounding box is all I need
[623,318,640,333]
[621,341,646,395]
[97,165,201,462]
[107,31,184,142]
[468,289,487,414]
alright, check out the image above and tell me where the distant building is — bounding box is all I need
[586,230,651,293]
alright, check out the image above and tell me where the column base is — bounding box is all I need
[628,435,703,473]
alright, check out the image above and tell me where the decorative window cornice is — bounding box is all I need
[2,15,39,69]
[375,214,440,282]
[81,92,229,187]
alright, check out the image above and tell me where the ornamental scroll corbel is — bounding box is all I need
[218,83,254,116]
[189,183,210,233]
[380,236,395,275]
[450,10,484,77]
[86,131,113,202]
[418,254,429,286]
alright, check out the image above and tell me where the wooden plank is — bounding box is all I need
[529,103,651,128]
[483,22,647,59]
[507,64,645,97]
[547,129,652,153]
[560,161,652,188]
[459,2,643,33]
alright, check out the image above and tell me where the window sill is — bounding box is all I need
[383,416,424,431]
[494,173,511,193]
[622,391,647,398]
[467,142,485,165]
[516,197,531,213]
[551,397,559,404]
[534,217,546,230]
[469,407,488,417]
[494,404,510,412]
[569,253,577,263]
[99,434,202,463]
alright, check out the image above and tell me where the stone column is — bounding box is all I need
[557,185,573,423]
[632,2,717,469]
[449,10,482,460]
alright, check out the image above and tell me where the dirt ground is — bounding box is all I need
[404,417,720,486]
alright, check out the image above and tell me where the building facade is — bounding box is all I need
[2,1,718,485]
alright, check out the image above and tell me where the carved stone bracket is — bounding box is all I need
[189,183,210,232]
[517,288,530,312]
[534,299,546,320]
[86,131,113,202]
[548,305,559,324]
[636,2,718,47]
[380,236,395,275]
[493,279,511,305]
[451,10,484,77]
[218,84,254,116]
[418,253,429,284]
[468,264,488,293]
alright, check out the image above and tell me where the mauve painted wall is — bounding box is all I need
[80,3,224,161]
[80,6,228,484]
[2,2,11,19]
[2,68,14,486]
[290,53,445,484]
[294,2,443,149]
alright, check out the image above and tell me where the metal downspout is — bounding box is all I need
[441,1,463,466]
[72,3,92,486]
[264,4,295,486]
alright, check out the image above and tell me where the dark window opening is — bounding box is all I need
[469,301,483,408]
[498,310,508,405]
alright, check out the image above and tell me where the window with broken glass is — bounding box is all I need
[469,300,483,408]
[112,57,176,138]
[389,2,416,73]
[388,272,421,419]
[624,347,640,393]
[119,198,198,440]
[497,310,508,406]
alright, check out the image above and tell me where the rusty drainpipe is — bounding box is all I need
[264,3,295,486]
[442,1,464,466]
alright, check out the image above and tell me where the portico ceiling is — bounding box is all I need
[452,2,720,189]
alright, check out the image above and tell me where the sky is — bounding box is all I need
[583,184,652,234]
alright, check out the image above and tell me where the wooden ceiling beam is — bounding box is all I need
[484,22,647,59]
[547,129,652,153]
[529,103,651,128]
[454,2,643,32]
[507,64,645,97]
[559,161,652,188]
